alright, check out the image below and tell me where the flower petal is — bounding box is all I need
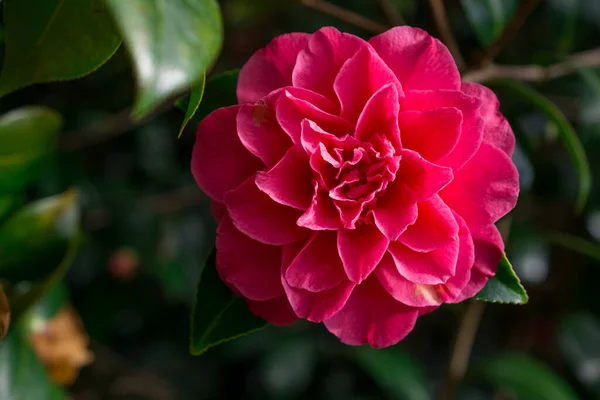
[237,91,293,166]
[297,186,341,230]
[334,46,403,122]
[238,33,310,103]
[461,82,515,157]
[398,108,462,162]
[471,224,505,276]
[397,149,453,202]
[452,268,489,303]
[399,195,459,252]
[323,276,419,348]
[247,296,298,326]
[401,90,483,171]
[372,180,418,241]
[276,88,354,144]
[216,215,284,301]
[441,142,519,228]
[369,26,460,91]
[338,224,390,283]
[224,176,310,245]
[285,231,346,292]
[192,106,264,202]
[355,83,402,151]
[255,146,313,210]
[388,238,459,285]
[293,27,367,102]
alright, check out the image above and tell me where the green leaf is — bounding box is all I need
[488,79,591,213]
[190,249,266,356]
[460,0,518,47]
[105,0,224,118]
[0,195,22,222]
[177,73,206,138]
[0,189,80,283]
[476,253,528,304]
[0,0,121,96]
[352,346,430,400]
[0,328,67,400]
[478,353,579,400]
[0,107,63,193]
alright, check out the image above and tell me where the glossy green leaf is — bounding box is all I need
[176,69,239,123]
[190,249,266,356]
[0,195,21,222]
[478,353,579,400]
[106,0,224,118]
[460,0,518,47]
[177,73,206,138]
[0,107,63,193]
[488,79,591,213]
[0,0,121,96]
[0,189,80,283]
[476,253,528,304]
[0,328,67,400]
[352,346,430,400]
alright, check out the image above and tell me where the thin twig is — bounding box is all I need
[376,0,405,26]
[427,0,466,71]
[301,0,388,34]
[476,0,542,66]
[463,47,600,83]
[442,300,486,400]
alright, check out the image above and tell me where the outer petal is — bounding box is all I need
[224,176,310,245]
[285,231,345,292]
[452,268,489,303]
[338,224,390,283]
[401,90,483,171]
[255,146,313,210]
[237,90,293,166]
[461,82,516,157]
[282,242,355,322]
[192,106,263,201]
[398,149,453,202]
[216,215,284,301]
[334,46,403,123]
[355,83,402,151]
[247,296,298,326]
[388,239,459,285]
[399,195,459,252]
[369,26,460,91]
[471,224,505,276]
[293,27,367,102]
[398,108,462,162]
[276,88,353,144]
[237,33,310,103]
[372,180,418,241]
[441,142,519,228]
[323,276,419,348]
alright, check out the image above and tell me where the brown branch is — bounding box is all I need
[301,0,388,34]
[476,0,542,66]
[376,0,405,26]
[441,300,486,400]
[427,0,466,71]
[463,47,600,83]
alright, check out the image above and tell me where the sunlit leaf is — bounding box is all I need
[106,0,223,118]
[488,79,591,213]
[478,353,579,400]
[0,0,121,96]
[0,107,63,194]
[190,249,266,356]
[476,253,528,304]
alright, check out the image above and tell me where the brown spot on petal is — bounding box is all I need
[252,100,270,127]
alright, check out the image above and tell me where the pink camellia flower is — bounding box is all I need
[192,26,519,348]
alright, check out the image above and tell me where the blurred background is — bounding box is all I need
[2,0,600,399]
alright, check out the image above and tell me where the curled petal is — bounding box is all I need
[355,83,402,152]
[216,215,284,301]
[373,180,418,241]
[398,149,453,202]
[388,239,459,285]
[338,224,390,283]
[247,296,298,326]
[471,224,505,276]
[297,186,341,230]
[238,33,310,103]
[324,276,419,348]
[369,26,460,91]
[224,176,310,245]
[192,106,263,202]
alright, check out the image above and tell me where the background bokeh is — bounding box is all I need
[3,0,600,399]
